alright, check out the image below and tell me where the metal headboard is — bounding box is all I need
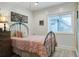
[9,22,29,37]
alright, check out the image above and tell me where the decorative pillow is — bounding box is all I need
[11,32,16,37]
[15,31,23,38]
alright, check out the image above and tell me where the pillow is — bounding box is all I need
[15,31,23,37]
[11,32,16,37]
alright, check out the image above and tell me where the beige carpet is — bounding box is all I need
[12,48,77,57]
[52,48,76,57]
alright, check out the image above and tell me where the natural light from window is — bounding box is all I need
[48,13,72,33]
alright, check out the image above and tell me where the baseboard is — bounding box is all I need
[55,45,75,51]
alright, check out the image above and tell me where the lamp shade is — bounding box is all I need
[0,16,7,23]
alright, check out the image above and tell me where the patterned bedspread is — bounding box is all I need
[11,35,56,57]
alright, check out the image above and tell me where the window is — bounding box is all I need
[48,13,72,33]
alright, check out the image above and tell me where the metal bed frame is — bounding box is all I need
[9,21,56,56]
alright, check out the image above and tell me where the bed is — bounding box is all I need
[10,22,57,57]
[11,31,56,57]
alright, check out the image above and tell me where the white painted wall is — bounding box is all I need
[0,5,33,35]
[32,2,77,49]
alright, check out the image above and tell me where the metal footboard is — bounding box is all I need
[44,31,56,56]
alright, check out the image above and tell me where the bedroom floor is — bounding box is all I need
[12,48,77,57]
[52,48,76,57]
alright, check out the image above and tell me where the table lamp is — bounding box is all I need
[0,16,7,31]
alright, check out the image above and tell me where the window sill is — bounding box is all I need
[54,32,74,35]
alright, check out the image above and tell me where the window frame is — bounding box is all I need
[48,11,74,34]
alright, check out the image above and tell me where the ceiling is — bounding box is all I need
[0,2,64,11]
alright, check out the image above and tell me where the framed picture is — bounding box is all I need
[11,12,28,23]
[39,20,44,26]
